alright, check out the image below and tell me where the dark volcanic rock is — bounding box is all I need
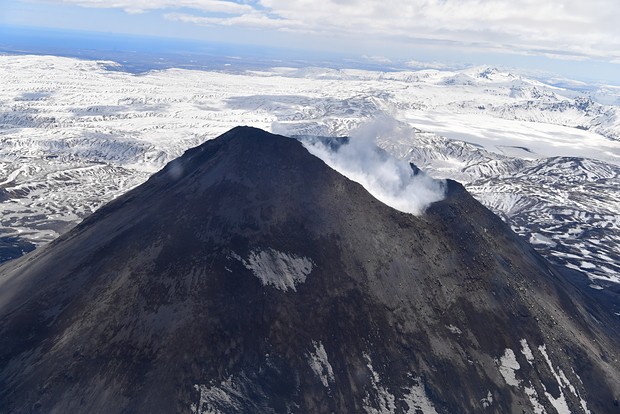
[0,126,619,413]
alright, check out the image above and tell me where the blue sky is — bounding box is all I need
[2,0,620,83]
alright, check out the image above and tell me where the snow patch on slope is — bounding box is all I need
[307,341,335,388]
[538,344,591,414]
[480,391,493,408]
[519,339,547,413]
[363,353,396,414]
[523,385,546,414]
[402,377,440,414]
[191,379,242,414]
[233,249,313,291]
[517,340,592,414]
[363,353,439,414]
[497,348,521,387]
[191,373,286,414]
[520,338,535,363]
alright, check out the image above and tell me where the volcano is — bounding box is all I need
[0,126,619,413]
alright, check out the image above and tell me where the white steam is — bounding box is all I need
[301,117,446,215]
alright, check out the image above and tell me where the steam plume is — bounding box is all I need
[300,117,446,215]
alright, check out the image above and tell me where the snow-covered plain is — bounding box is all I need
[0,54,618,288]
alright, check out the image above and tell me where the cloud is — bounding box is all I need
[164,11,305,30]
[254,0,620,61]
[300,116,446,215]
[124,7,149,14]
[29,0,620,63]
[47,0,254,14]
[405,60,469,70]
[362,55,393,64]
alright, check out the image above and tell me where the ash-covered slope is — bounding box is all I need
[0,126,619,414]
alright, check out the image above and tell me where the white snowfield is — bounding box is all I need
[232,249,314,292]
[0,54,618,286]
[191,341,590,413]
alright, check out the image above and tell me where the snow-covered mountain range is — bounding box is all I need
[0,54,618,290]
